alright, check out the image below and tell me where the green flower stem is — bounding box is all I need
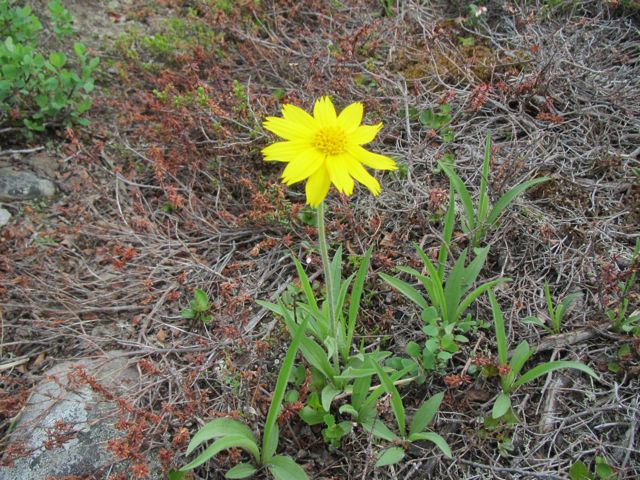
[317,202,339,371]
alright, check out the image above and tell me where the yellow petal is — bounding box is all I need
[313,96,337,127]
[337,102,363,132]
[281,149,324,185]
[349,123,382,145]
[305,166,331,207]
[345,155,381,196]
[262,140,309,162]
[282,104,318,131]
[326,154,354,195]
[263,116,314,141]
[347,144,397,171]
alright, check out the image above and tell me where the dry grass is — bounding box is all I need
[1,0,639,478]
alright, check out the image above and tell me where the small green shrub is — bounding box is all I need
[380,184,508,377]
[420,103,454,142]
[570,457,618,480]
[488,291,598,420]
[439,135,548,248]
[606,239,640,334]
[523,282,583,334]
[0,0,99,134]
[174,317,310,480]
[181,288,213,325]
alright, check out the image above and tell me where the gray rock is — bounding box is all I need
[0,352,160,480]
[24,152,59,179]
[0,168,56,201]
[0,208,10,227]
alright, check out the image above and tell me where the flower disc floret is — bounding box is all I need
[314,127,347,156]
[262,96,397,206]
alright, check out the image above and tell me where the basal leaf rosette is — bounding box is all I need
[262,96,397,206]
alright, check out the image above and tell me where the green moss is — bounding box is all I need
[390,30,529,86]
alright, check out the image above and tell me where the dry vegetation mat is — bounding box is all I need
[1,0,639,479]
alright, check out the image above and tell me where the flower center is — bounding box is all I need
[314,127,347,156]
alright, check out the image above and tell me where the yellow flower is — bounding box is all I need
[262,96,397,207]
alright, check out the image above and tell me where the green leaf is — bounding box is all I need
[321,383,341,412]
[371,361,405,436]
[329,245,343,304]
[292,256,320,318]
[35,95,49,109]
[514,361,599,389]
[595,457,615,479]
[48,51,66,68]
[24,118,45,131]
[544,281,555,324]
[441,333,458,353]
[225,463,257,479]
[335,366,377,381]
[442,129,455,143]
[457,278,510,320]
[569,460,592,480]
[83,79,94,93]
[338,404,358,417]
[409,391,444,435]
[346,247,372,353]
[299,404,325,426]
[421,306,439,325]
[379,273,429,311]
[439,161,476,233]
[476,134,491,228]
[508,341,533,380]
[416,246,447,314]
[522,316,547,328]
[406,431,452,458]
[168,471,187,480]
[489,291,508,366]
[262,423,278,461]
[397,266,433,293]
[437,183,456,275]
[618,344,632,358]
[361,419,399,442]
[375,447,405,467]
[73,42,86,57]
[4,37,15,53]
[42,77,60,92]
[299,333,335,381]
[181,308,195,319]
[186,418,257,455]
[181,436,260,471]
[487,177,549,226]
[262,315,310,462]
[557,292,582,322]
[76,97,92,114]
[462,247,490,293]
[419,109,434,126]
[492,392,511,419]
[443,249,468,322]
[256,299,291,321]
[437,351,452,361]
[406,341,421,358]
[1,63,18,80]
[193,288,209,311]
[266,455,309,480]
